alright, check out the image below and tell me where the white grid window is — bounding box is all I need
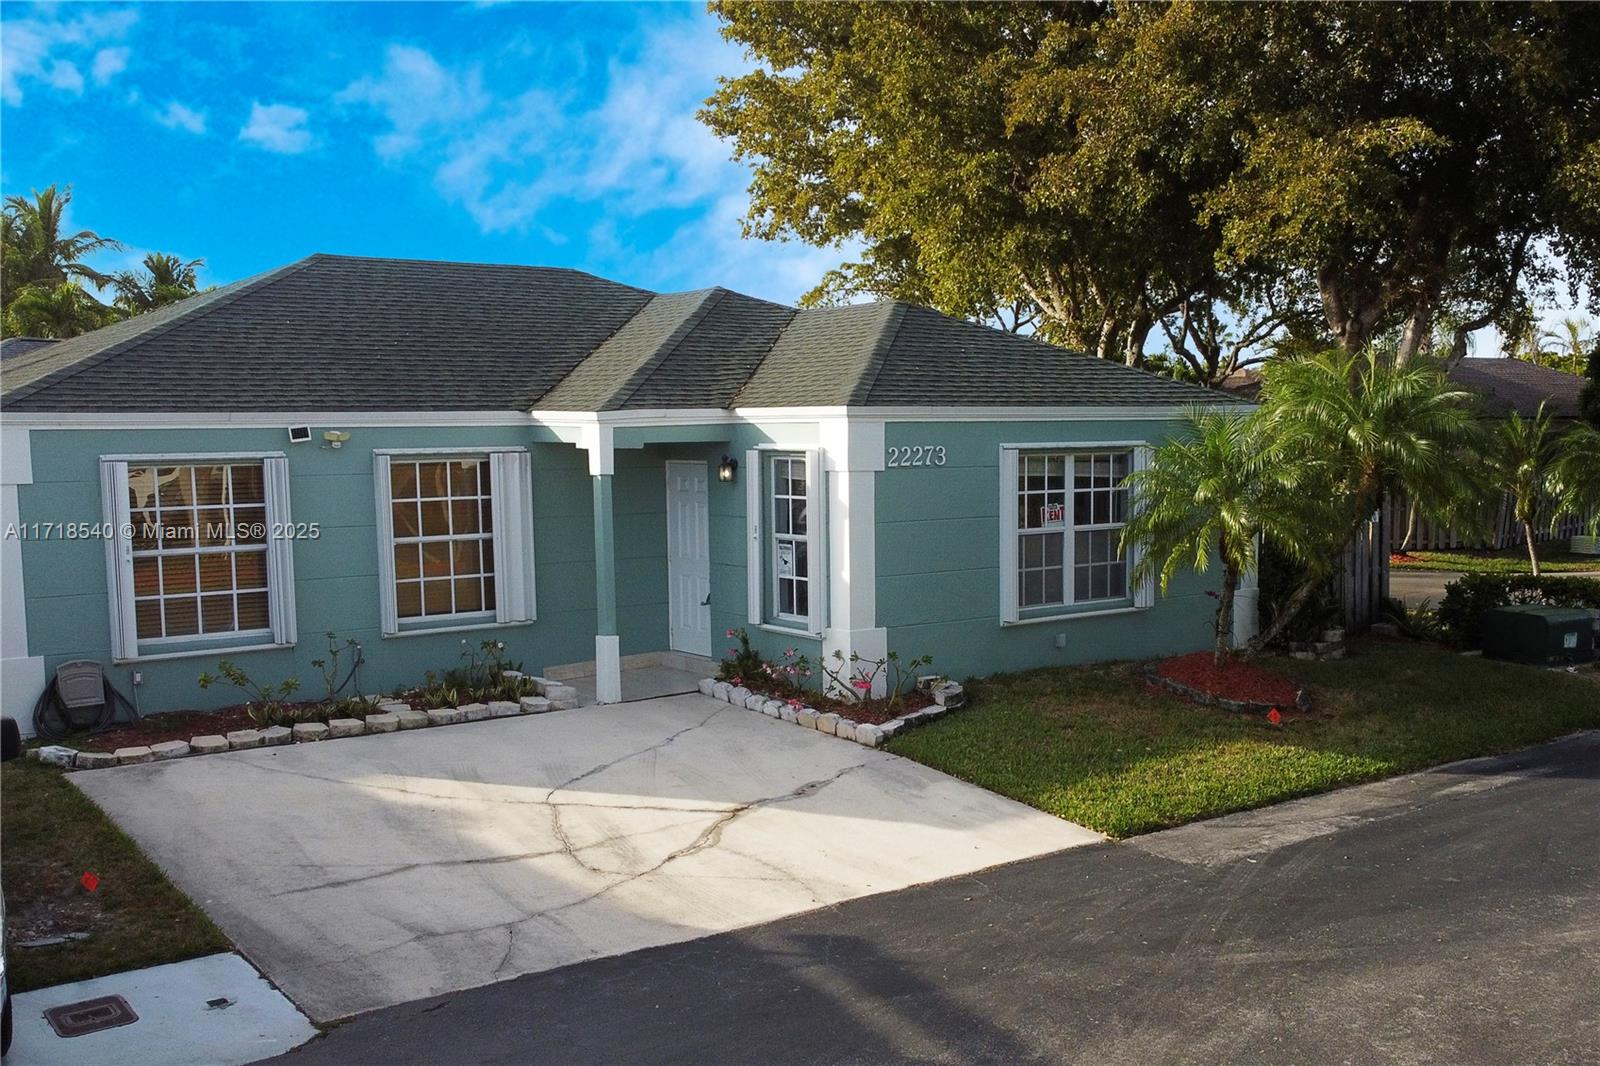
[1072,452,1131,602]
[769,454,809,621]
[127,463,270,641]
[389,458,496,620]
[1015,450,1130,609]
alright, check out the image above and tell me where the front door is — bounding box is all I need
[666,460,712,656]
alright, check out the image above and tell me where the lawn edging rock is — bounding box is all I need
[57,686,588,771]
[698,677,965,748]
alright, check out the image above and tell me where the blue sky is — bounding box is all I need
[0,1,847,303]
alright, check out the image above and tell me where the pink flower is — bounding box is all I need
[725,628,737,637]
[852,679,870,691]
[731,676,743,686]
[727,647,737,656]
[787,698,804,708]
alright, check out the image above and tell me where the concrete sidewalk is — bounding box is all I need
[5,953,314,1066]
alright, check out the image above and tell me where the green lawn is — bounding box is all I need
[1,760,230,992]
[887,642,1600,838]
[1391,547,1600,574]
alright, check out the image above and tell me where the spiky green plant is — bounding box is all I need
[1488,402,1570,576]
[1121,408,1334,665]
[1252,348,1485,649]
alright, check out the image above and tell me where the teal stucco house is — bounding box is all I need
[0,254,1244,726]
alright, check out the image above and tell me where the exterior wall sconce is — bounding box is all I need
[718,456,739,483]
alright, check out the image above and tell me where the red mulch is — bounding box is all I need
[1389,552,1422,564]
[77,706,264,751]
[1152,651,1300,709]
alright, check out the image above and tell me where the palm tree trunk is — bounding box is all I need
[1214,560,1240,666]
[1242,572,1321,661]
[1523,519,1542,577]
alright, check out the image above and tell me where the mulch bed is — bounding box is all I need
[72,706,263,752]
[1144,651,1308,715]
[722,681,933,725]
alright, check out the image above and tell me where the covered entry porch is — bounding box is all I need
[537,417,741,704]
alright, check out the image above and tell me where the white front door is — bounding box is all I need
[666,460,712,657]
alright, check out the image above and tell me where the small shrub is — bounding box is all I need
[198,661,301,727]
[717,627,767,685]
[1438,574,1600,647]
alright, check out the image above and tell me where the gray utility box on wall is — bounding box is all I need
[1480,606,1596,666]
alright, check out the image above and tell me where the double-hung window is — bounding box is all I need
[373,449,537,635]
[100,454,297,659]
[769,454,810,621]
[745,447,825,635]
[1001,445,1147,623]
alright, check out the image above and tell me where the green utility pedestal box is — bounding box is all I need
[1480,605,1596,666]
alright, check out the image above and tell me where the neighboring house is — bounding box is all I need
[0,253,1240,726]
[1224,357,1590,572]
[0,337,57,361]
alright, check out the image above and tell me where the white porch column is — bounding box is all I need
[1,428,46,735]
[820,418,888,696]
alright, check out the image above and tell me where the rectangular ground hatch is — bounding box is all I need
[44,994,139,1038]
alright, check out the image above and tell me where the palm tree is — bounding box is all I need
[1489,403,1568,575]
[1551,422,1600,539]
[1121,409,1332,665]
[1251,349,1485,651]
[1,184,122,311]
[1549,316,1593,376]
[111,252,205,314]
[2,281,119,339]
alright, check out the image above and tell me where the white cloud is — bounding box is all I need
[336,16,845,304]
[337,43,489,161]
[156,100,207,135]
[1,7,137,105]
[239,101,312,153]
[339,18,751,230]
[91,46,129,85]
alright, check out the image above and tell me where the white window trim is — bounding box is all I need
[998,442,1152,626]
[746,446,826,637]
[373,448,536,637]
[101,452,296,661]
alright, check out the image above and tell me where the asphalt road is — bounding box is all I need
[272,733,1600,1065]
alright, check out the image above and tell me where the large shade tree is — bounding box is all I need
[704,3,1600,370]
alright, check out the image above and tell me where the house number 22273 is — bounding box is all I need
[886,445,947,467]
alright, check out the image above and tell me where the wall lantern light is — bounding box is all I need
[718,456,739,483]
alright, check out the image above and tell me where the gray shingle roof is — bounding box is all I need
[1,253,1235,414]
[0,336,58,361]
[1448,357,1585,419]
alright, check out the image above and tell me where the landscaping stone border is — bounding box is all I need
[696,676,967,747]
[33,674,582,771]
[1138,664,1311,715]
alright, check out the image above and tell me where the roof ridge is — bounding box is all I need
[848,301,911,406]
[1,256,321,405]
[607,288,728,409]
[304,252,657,295]
[727,301,809,409]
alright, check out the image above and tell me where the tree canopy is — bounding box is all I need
[704,2,1600,378]
[2,184,206,338]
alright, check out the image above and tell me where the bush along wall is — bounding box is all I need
[1438,574,1600,648]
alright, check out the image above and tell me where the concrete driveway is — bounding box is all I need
[72,694,1098,1022]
